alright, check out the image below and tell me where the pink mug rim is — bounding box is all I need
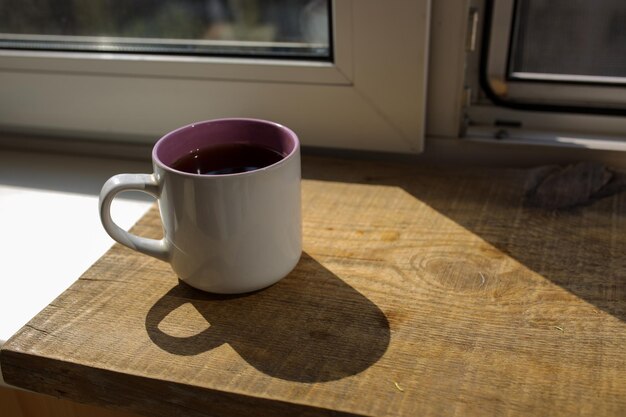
[152,118,300,178]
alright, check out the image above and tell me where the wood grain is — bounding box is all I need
[2,156,625,417]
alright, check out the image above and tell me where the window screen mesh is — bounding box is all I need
[510,0,626,79]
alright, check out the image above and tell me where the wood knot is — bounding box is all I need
[411,250,504,294]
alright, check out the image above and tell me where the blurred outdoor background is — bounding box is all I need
[0,0,330,57]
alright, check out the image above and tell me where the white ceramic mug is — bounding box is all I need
[99,118,301,294]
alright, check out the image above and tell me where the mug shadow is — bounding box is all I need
[145,252,390,383]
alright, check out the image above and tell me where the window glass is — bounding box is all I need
[0,0,331,59]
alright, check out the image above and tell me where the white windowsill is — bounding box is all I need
[0,150,154,387]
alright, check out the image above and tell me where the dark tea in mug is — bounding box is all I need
[171,143,284,175]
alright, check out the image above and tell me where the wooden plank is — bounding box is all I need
[2,156,625,417]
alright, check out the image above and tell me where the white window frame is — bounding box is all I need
[484,0,626,109]
[0,1,431,154]
[462,0,626,152]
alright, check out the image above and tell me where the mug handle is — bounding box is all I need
[99,173,170,261]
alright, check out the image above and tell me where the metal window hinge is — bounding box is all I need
[467,7,479,52]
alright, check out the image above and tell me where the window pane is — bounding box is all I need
[509,0,626,82]
[0,0,331,59]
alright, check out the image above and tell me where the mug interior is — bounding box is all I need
[153,119,298,172]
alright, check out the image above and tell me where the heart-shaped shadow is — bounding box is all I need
[145,253,390,382]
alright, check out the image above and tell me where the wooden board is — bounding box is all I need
[2,156,626,417]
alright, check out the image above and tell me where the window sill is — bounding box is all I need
[0,150,153,387]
